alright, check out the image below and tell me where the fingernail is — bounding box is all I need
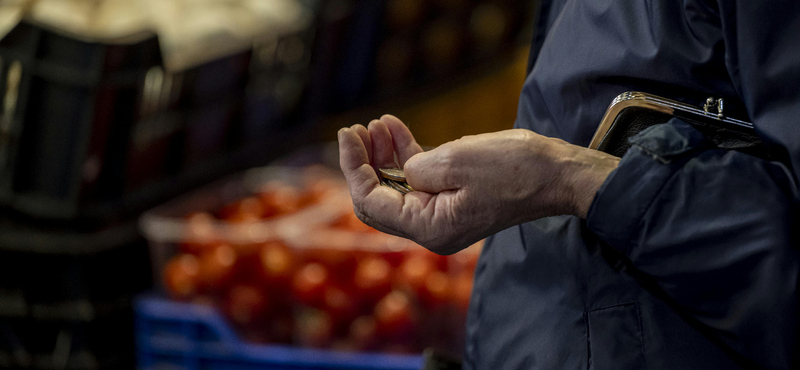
[368,119,380,129]
[338,128,348,138]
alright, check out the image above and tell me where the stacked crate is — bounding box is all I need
[0,2,321,368]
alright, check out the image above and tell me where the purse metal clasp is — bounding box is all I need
[703,97,724,120]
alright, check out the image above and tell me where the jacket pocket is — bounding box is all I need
[587,302,645,370]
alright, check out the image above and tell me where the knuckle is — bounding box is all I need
[514,128,535,140]
[438,146,458,167]
[513,129,539,149]
[437,149,461,184]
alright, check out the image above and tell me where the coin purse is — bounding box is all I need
[589,91,770,160]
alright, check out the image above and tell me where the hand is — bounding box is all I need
[338,115,619,255]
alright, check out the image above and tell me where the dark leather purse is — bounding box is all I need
[589,91,771,160]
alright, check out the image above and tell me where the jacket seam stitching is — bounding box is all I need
[636,301,647,368]
[585,310,592,370]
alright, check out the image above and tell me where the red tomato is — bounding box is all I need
[258,241,296,289]
[268,313,294,344]
[452,272,474,313]
[197,244,237,292]
[333,212,376,233]
[330,339,358,352]
[301,178,340,206]
[224,285,270,326]
[180,212,218,254]
[259,184,302,218]
[381,251,406,268]
[394,254,436,295]
[218,197,264,222]
[322,285,359,325]
[448,248,480,274]
[239,326,270,344]
[374,291,415,339]
[348,315,379,351]
[232,242,262,257]
[163,254,200,300]
[406,248,448,271]
[292,263,329,307]
[295,309,334,348]
[304,248,356,282]
[419,271,451,309]
[354,256,392,303]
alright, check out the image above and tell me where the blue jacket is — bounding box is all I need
[464,0,800,369]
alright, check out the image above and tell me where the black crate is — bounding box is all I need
[0,21,163,222]
[0,219,150,370]
[0,4,325,225]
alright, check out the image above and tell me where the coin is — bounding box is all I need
[385,179,411,194]
[379,168,406,182]
[397,181,413,192]
[378,168,413,194]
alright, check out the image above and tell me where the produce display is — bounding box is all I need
[153,167,480,354]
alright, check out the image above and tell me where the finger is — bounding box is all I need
[403,146,463,193]
[338,128,380,200]
[380,114,423,165]
[368,119,398,168]
[351,124,372,164]
[359,188,467,254]
[356,187,414,237]
[358,186,434,240]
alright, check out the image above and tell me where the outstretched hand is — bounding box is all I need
[338,115,619,255]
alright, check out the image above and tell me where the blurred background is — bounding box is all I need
[0,0,535,368]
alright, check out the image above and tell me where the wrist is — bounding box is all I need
[552,140,620,219]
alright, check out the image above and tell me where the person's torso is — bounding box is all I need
[464,0,746,368]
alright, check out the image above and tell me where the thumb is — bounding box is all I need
[403,148,463,193]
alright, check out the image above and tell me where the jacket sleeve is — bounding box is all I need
[586,2,800,368]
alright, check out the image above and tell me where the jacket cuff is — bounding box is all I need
[585,118,711,254]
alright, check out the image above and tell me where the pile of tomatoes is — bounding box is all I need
[160,180,479,354]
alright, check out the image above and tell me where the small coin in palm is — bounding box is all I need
[379,168,406,182]
[378,168,413,194]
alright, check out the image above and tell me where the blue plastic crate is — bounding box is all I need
[135,295,423,370]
